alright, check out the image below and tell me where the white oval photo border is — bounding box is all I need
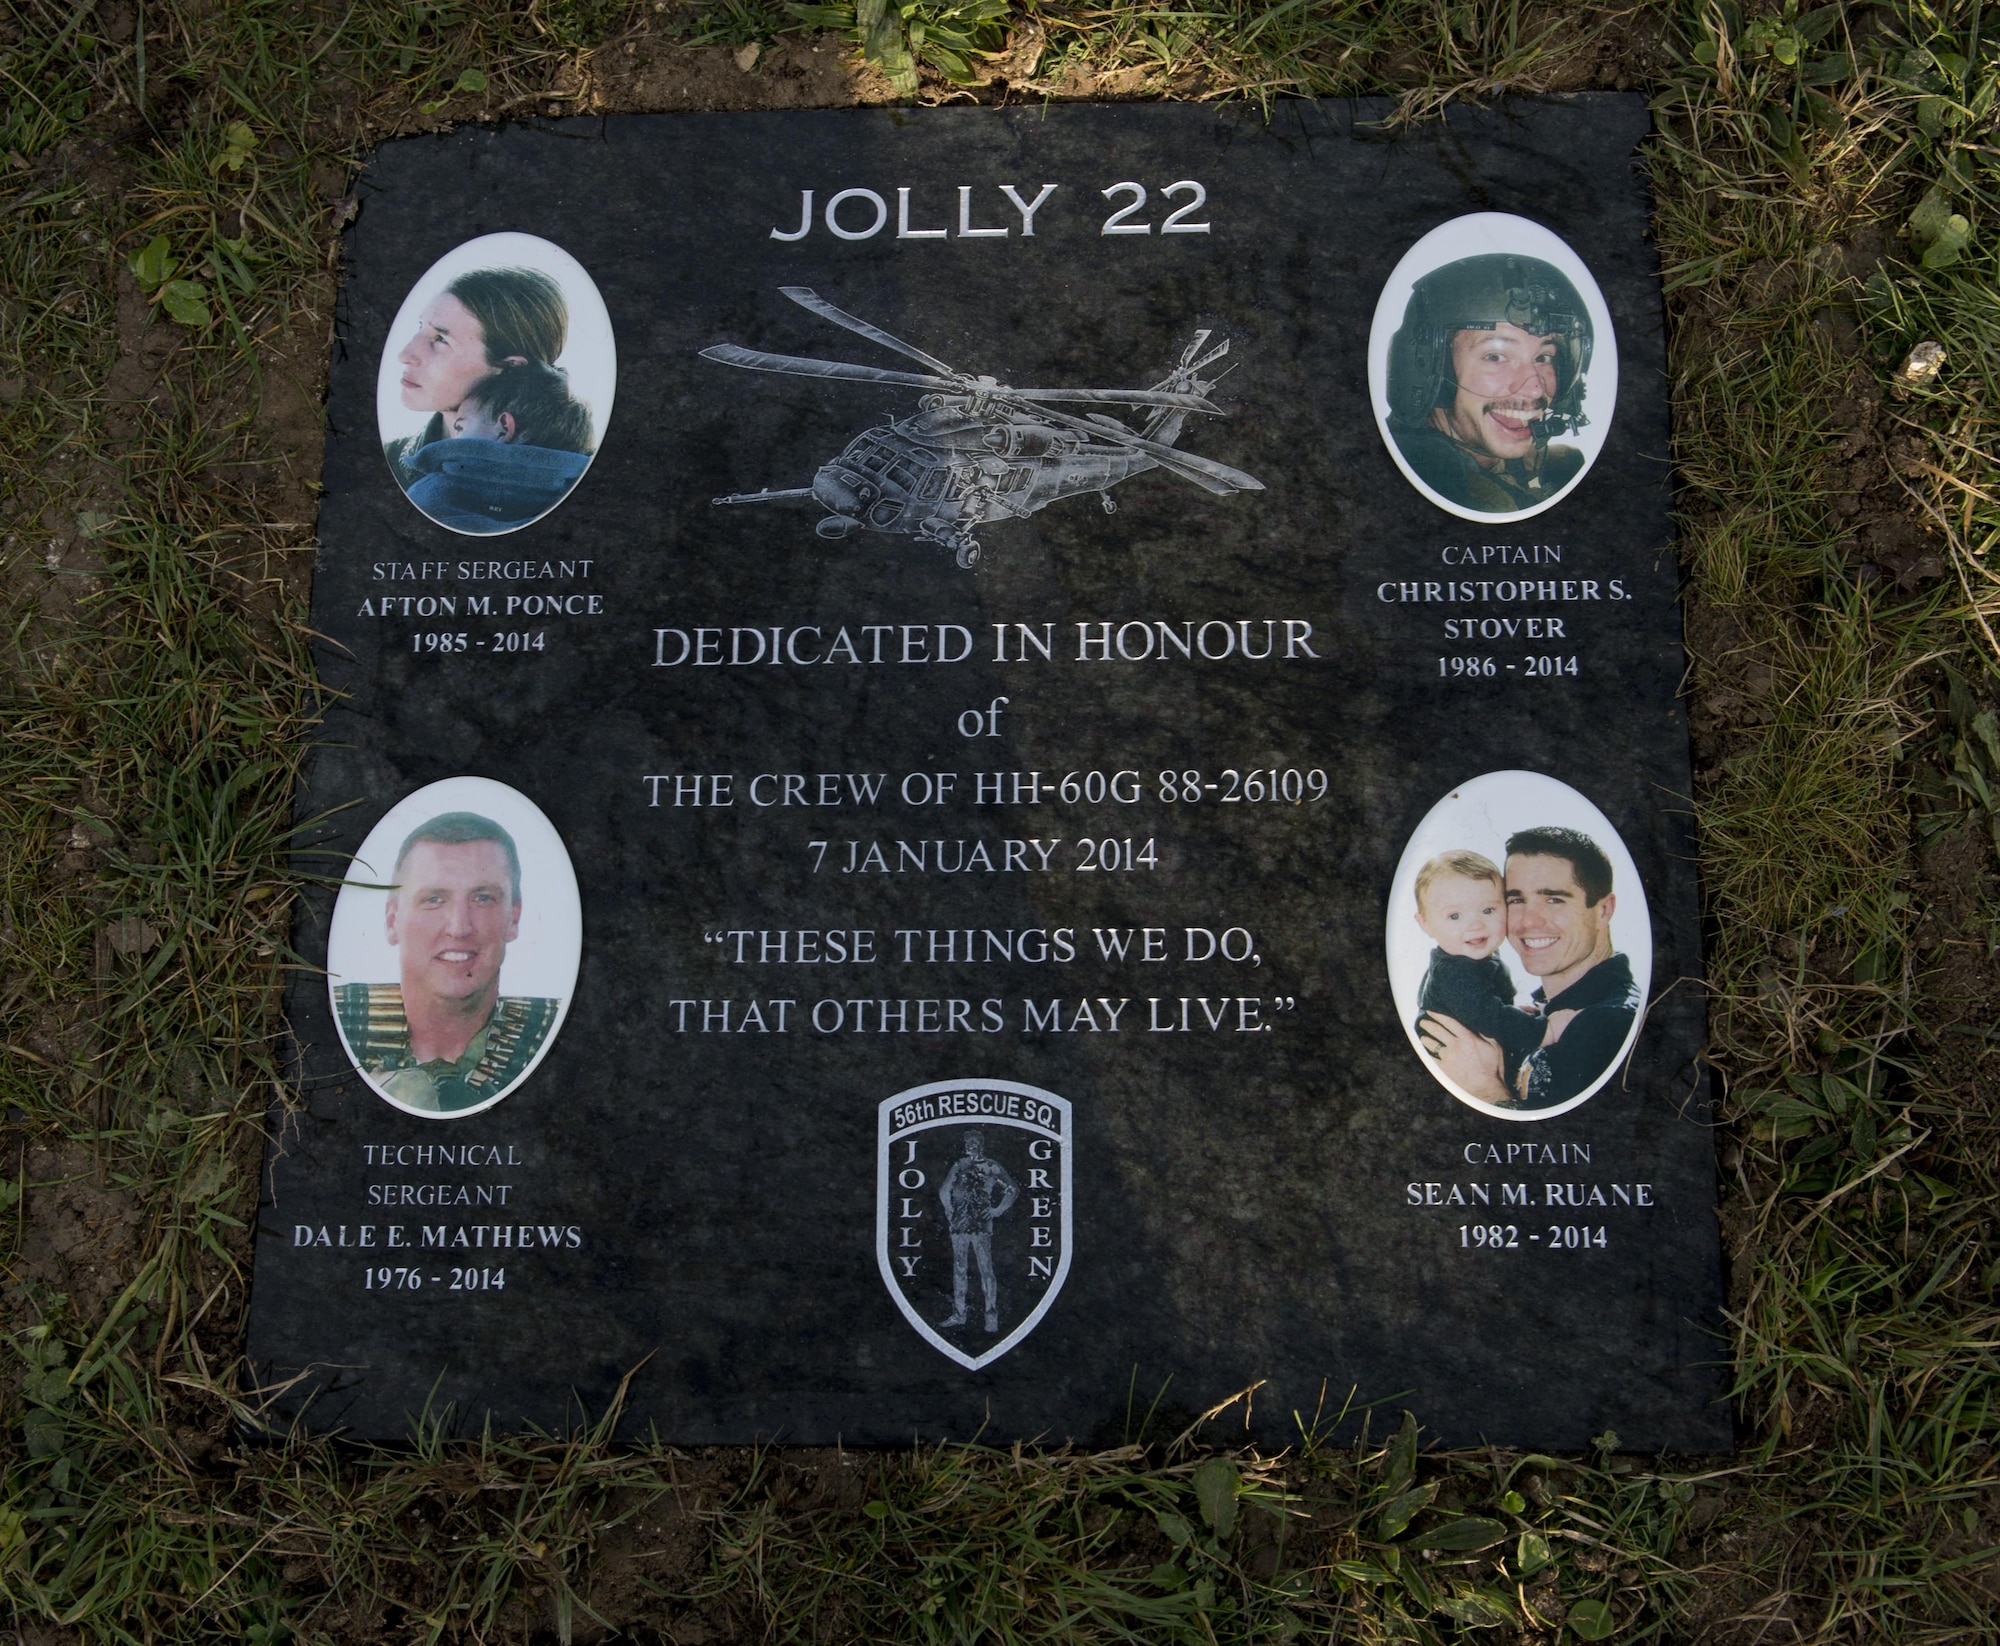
[376,232,616,537]
[1385,770,1651,1121]
[327,776,582,1120]
[1367,213,1617,525]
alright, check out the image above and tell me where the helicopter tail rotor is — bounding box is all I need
[1186,337,1233,377]
[1153,332,1233,396]
[1142,331,1237,440]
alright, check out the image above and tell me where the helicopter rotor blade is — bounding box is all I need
[712,487,817,506]
[778,287,962,377]
[1133,442,1265,496]
[1004,387,1224,413]
[1185,338,1232,376]
[699,343,960,392]
[702,342,1222,416]
[1027,402,1265,495]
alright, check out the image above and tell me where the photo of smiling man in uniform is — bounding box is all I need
[335,812,560,1114]
[1417,826,1641,1112]
[1385,253,1595,515]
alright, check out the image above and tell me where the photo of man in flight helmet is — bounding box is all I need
[1385,253,1595,516]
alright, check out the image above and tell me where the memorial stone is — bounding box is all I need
[248,97,1730,1449]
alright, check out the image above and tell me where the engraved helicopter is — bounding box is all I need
[702,287,1263,568]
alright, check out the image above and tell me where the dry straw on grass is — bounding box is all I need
[3,1,1999,1641]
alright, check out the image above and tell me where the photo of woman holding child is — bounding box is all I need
[1385,770,1651,1120]
[375,233,616,536]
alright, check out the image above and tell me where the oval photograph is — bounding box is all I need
[1368,213,1616,524]
[376,232,615,536]
[1385,771,1651,1121]
[327,776,582,1119]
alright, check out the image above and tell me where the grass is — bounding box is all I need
[3,0,1999,1640]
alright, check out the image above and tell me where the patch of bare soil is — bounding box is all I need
[1911,821,2000,1090]
[3,1137,147,1339]
[256,1447,884,1644]
[1536,4,1681,92]
[568,1449,874,1643]
[1815,235,1949,594]
[1682,590,1781,780]
[592,32,890,112]
[101,269,182,442]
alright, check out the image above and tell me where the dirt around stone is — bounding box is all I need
[3,1137,147,1349]
[593,31,890,111]
[2,11,1987,1642]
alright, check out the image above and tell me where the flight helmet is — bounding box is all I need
[1387,254,1594,440]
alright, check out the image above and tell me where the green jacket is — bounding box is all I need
[336,982,558,1113]
[1393,423,1584,514]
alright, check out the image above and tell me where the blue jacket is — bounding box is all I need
[397,437,590,533]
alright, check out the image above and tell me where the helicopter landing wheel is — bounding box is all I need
[954,541,982,569]
[1100,492,1118,515]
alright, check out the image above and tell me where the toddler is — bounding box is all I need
[448,360,593,453]
[1412,850,1548,1076]
[402,361,594,533]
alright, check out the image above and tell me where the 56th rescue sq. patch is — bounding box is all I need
[877,1080,1072,1371]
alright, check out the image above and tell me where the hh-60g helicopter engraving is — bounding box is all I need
[701,287,1264,568]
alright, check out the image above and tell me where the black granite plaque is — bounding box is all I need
[248,97,1730,1450]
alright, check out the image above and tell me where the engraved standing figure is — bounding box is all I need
[939,1130,1019,1332]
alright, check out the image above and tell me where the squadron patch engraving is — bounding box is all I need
[876,1079,1073,1370]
